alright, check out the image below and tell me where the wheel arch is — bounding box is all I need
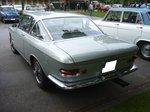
[30,55,38,67]
[136,40,150,47]
[9,33,12,42]
[29,54,45,72]
[136,40,150,60]
[30,54,50,89]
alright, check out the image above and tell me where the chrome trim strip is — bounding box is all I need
[48,65,138,90]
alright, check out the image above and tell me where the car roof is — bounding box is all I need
[23,11,86,21]
[109,8,150,13]
[0,5,13,8]
[13,4,22,6]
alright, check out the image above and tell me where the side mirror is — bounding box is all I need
[12,24,17,27]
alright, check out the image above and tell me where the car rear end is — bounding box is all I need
[47,36,138,90]
[48,52,137,90]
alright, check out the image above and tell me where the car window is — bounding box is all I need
[30,21,49,40]
[18,15,35,32]
[43,17,103,40]
[122,12,142,24]
[104,11,122,22]
[147,12,150,20]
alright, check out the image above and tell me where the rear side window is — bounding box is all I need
[30,21,49,40]
[122,12,142,24]
[104,11,122,22]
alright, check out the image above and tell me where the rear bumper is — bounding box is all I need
[48,65,138,90]
[3,17,19,22]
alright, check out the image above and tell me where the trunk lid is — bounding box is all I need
[54,35,137,63]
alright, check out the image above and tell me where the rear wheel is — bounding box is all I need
[2,18,6,24]
[32,59,49,89]
[138,42,150,60]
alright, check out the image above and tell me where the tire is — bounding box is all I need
[1,17,4,22]
[138,42,150,60]
[32,59,49,89]
[10,38,19,54]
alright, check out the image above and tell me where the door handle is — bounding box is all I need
[136,26,143,29]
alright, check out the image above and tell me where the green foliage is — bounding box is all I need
[104,90,150,112]
[102,0,147,4]
[80,11,106,17]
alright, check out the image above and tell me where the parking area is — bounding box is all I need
[0,21,150,112]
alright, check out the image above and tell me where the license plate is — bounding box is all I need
[11,18,15,20]
[102,60,117,73]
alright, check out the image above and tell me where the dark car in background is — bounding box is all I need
[0,5,19,23]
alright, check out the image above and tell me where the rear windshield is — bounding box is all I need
[43,17,103,40]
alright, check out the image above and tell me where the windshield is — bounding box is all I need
[2,7,14,11]
[43,17,102,40]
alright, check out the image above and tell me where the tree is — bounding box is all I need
[102,0,148,4]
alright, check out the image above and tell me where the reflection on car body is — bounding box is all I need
[9,11,138,90]
[94,8,150,60]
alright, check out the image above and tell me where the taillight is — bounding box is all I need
[60,69,80,77]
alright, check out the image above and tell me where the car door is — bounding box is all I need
[117,11,143,44]
[24,21,50,62]
[16,15,34,56]
[100,11,122,39]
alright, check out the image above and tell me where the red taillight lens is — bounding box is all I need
[60,69,80,76]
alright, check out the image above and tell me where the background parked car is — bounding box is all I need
[94,8,150,60]
[13,4,22,13]
[112,4,122,8]
[0,5,19,23]
[99,5,111,12]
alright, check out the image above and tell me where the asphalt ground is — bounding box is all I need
[0,21,150,112]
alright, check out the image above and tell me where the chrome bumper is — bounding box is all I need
[48,65,138,90]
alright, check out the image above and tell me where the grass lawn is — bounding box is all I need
[104,90,150,112]
[80,11,106,17]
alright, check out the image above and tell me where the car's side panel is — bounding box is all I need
[98,21,119,38]
[9,27,24,56]
[117,23,143,44]
[141,25,150,42]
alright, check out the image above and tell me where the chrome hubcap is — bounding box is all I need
[141,44,150,58]
[33,62,42,84]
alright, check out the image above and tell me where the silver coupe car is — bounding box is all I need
[9,11,138,90]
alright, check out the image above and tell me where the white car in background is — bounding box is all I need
[13,4,32,13]
[94,8,150,60]
[13,4,22,12]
